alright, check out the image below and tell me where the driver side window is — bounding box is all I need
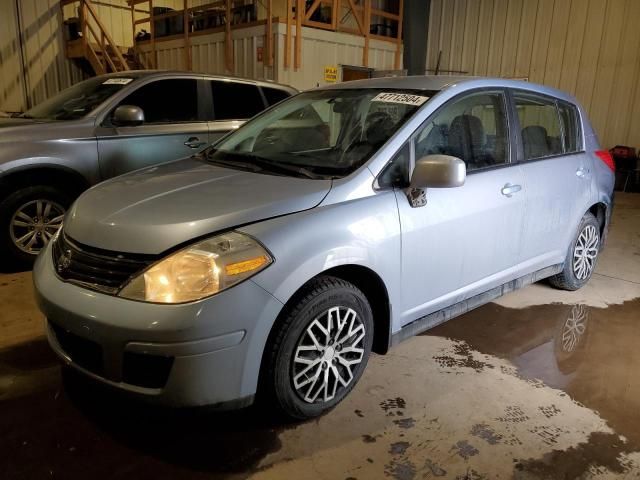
[414,92,509,172]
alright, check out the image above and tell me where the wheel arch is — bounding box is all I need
[0,165,90,200]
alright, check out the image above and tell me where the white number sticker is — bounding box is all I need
[103,78,133,85]
[372,92,429,106]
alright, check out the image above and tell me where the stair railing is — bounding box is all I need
[61,0,130,73]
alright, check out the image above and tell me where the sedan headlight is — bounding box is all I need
[118,232,272,304]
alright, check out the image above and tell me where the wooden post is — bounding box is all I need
[225,0,233,72]
[363,0,370,67]
[266,0,273,67]
[183,0,191,70]
[130,2,136,48]
[149,0,156,68]
[394,0,403,70]
[285,0,292,68]
[332,0,339,29]
[294,0,303,69]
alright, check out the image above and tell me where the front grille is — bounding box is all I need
[50,321,104,376]
[123,351,174,389]
[52,232,155,294]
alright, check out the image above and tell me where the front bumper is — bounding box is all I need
[34,242,284,407]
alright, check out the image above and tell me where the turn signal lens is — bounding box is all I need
[118,232,272,304]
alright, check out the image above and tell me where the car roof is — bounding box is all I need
[318,75,577,104]
[97,70,297,92]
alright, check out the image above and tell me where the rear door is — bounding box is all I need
[392,89,527,325]
[207,80,268,143]
[512,91,591,270]
[96,77,209,179]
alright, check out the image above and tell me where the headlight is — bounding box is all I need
[118,232,272,304]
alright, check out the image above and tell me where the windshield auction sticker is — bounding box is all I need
[103,78,134,85]
[372,92,429,106]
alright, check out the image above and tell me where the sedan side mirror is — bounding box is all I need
[112,105,144,127]
[410,154,466,189]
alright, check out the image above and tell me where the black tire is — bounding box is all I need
[549,212,601,291]
[0,185,72,269]
[262,276,374,420]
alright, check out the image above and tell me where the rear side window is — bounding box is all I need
[558,101,582,153]
[514,92,562,160]
[118,79,199,124]
[211,81,265,120]
[262,87,291,105]
[414,92,509,172]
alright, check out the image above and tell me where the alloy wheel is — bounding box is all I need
[9,199,65,255]
[292,306,366,404]
[572,224,599,280]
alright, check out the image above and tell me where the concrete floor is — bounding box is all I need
[1,194,639,480]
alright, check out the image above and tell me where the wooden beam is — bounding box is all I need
[266,0,273,67]
[225,0,233,72]
[295,0,303,69]
[363,0,370,67]
[394,0,403,70]
[130,2,136,47]
[285,0,292,68]
[304,0,322,21]
[149,0,156,68]
[346,0,364,35]
[332,0,339,29]
[183,0,191,70]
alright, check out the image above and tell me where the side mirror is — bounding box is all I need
[410,154,466,189]
[112,105,144,126]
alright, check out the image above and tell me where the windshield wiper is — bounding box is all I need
[206,150,323,179]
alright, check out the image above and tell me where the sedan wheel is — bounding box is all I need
[572,224,599,281]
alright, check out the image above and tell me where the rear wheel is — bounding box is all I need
[263,276,373,420]
[0,186,70,268]
[549,212,600,291]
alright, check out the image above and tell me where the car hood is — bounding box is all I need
[64,157,332,254]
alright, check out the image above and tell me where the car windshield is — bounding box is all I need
[205,88,434,179]
[21,76,135,121]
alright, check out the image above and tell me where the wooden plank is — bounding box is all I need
[332,0,339,29]
[134,17,151,25]
[346,0,365,35]
[394,0,403,69]
[304,0,322,20]
[184,0,191,70]
[371,8,399,20]
[225,0,233,72]
[295,0,303,69]
[363,0,370,67]
[130,2,136,49]
[150,0,156,68]
[266,0,273,66]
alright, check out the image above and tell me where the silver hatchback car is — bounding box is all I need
[34,76,615,419]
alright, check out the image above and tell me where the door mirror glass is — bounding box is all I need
[112,105,144,126]
[411,154,466,188]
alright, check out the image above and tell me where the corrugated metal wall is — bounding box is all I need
[0,0,83,112]
[427,0,640,149]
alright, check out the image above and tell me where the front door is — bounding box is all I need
[97,78,209,179]
[394,90,526,326]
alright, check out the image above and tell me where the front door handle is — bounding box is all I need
[501,183,522,197]
[184,137,206,149]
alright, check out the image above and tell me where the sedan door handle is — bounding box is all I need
[501,183,522,197]
[184,137,206,149]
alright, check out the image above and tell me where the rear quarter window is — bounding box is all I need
[211,81,265,120]
[262,87,291,106]
[558,101,582,153]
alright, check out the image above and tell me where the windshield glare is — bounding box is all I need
[22,76,134,121]
[208,89,432,178]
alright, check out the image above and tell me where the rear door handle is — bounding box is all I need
[184,137,207,149]
[501,183,522,197]
[576,166,591,178]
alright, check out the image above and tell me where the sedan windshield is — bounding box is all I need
[206,89,434,179]
[22,76,135,121]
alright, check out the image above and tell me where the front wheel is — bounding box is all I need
[0,186,70,268]
[549,212,601,291]
[263,276,374,420]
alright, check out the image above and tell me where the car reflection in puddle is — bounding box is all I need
[426,298,640,449]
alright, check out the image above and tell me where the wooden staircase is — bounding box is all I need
[61,0,147,76]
